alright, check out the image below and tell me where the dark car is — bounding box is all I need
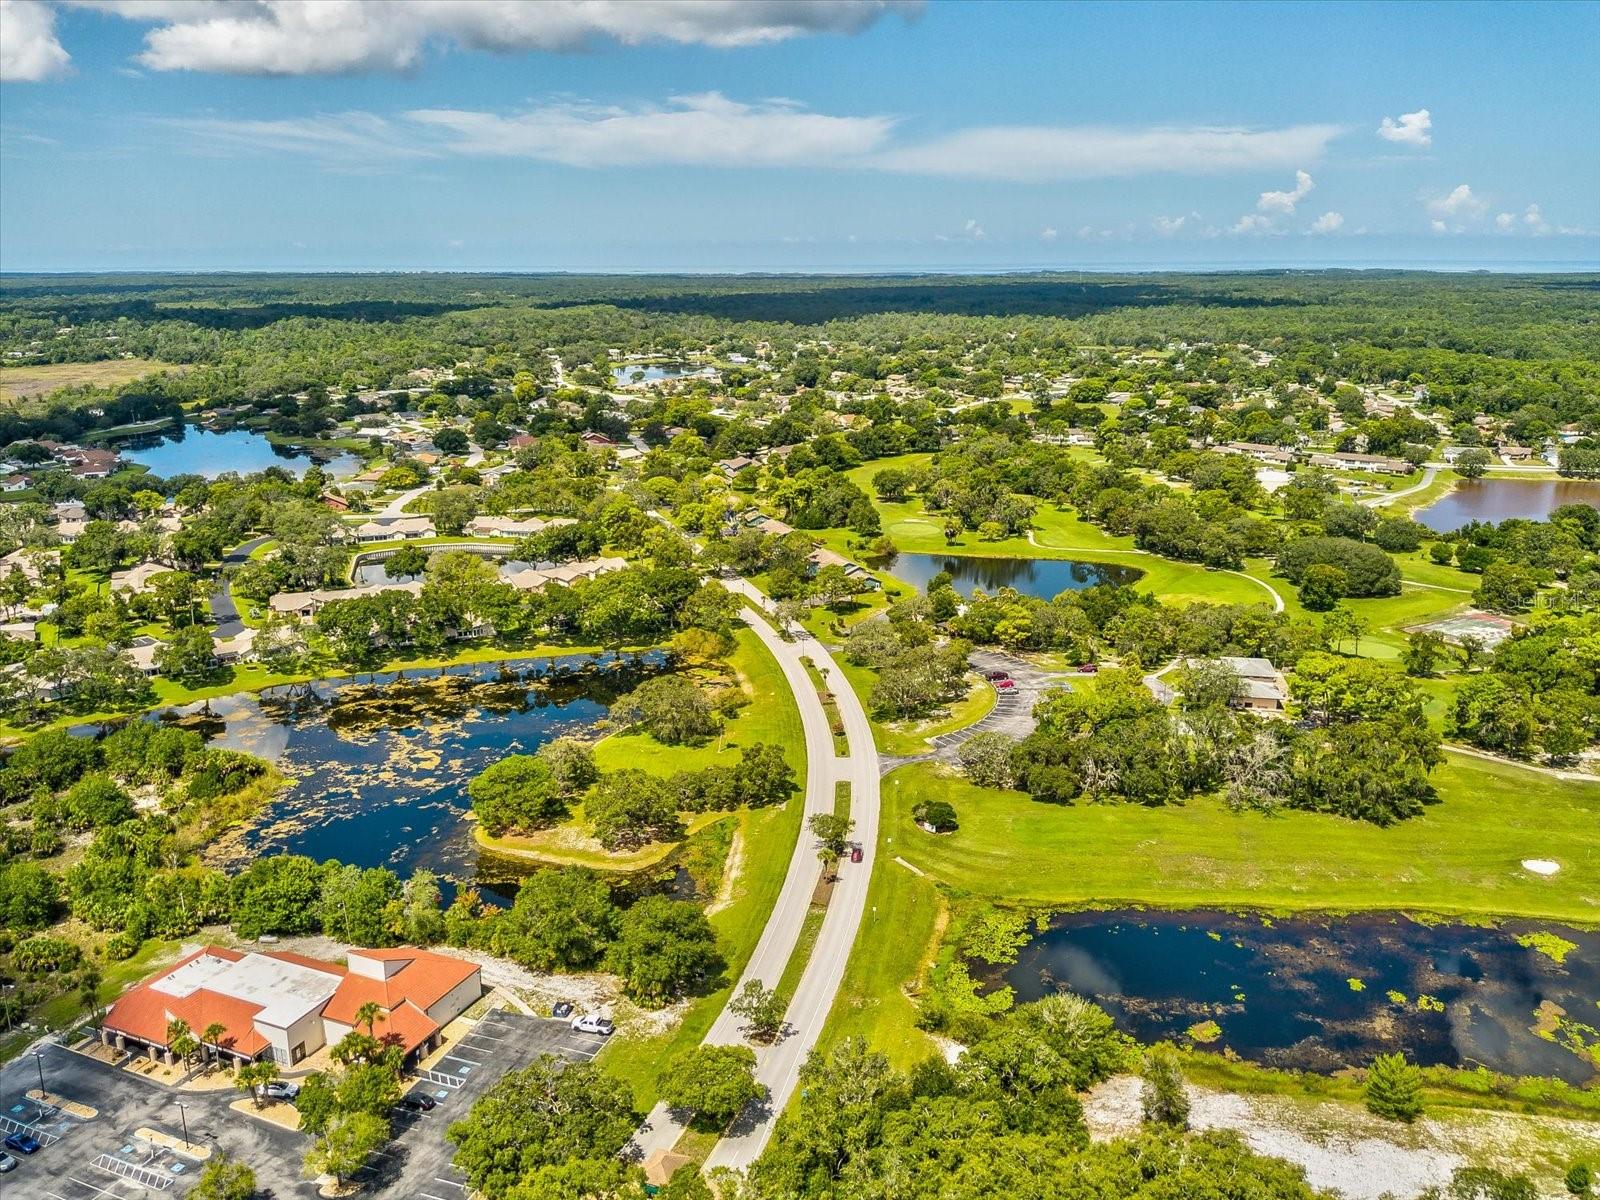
[552,1001,574,1019]
[3,1132,40,1156]
[398,1093,437,1113]
[1076,663,1099,673]
[985,670,1010,681]
[849,846,864,864]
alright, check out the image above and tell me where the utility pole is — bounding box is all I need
[175,1101,191,1151]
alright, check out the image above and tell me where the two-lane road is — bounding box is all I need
[628,580,882,1171]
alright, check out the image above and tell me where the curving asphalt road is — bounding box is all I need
[628,580,881,1171]
[209,535,272,636]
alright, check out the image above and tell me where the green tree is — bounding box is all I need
[303,1110,388,1187]
[610,674,721,745]
[467,755,567,836]
[1139,1043,1189,1128]
[912,799,958,832]
[1297,563,1347,611]
[1403,630,1448,677]
[189,1155,257,1200]
[430,486,481,536]
[657,1044,761,1128]
[1455,448,1492,479]
[585,770,684,850]
[491,867,617,971]
[729,979,785,1043]
[604,896,723,1006]
[167,1018,200,1067]
[446,1057,638,1198]
[534,737,599,794]
[155,625,217,681]
[1365,1051,1423,1122]
[384,544,429,579]
[234,1060,279,1109]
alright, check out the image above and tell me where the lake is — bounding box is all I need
[1418,478,1600,532]
[611,362,714,385]
[103,653,666,905]
[119,426,360,480]
[884,553,1143,599]
[994,909,1600,1083]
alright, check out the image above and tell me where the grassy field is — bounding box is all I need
[875,755,1600,923]
[0,358,178,404]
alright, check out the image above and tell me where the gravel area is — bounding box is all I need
[1081,1074,1600,1199]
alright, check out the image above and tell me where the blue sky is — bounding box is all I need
[1,0,1596,271]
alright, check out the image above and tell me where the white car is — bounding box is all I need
[570,1014,615,1037]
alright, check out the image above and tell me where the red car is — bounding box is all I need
[849,846,864,863]
[993,679,1016,690]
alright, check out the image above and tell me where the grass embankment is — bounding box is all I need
[875,755,1600,922]
[821,752,1600,1071]
[598,626,807,1109]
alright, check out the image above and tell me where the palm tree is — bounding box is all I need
[201,1022,228,1065]
[354,1001,385,1038]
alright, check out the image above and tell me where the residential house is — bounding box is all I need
[352,516,436,543]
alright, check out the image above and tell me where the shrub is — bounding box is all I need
[1365,1052,1423,1122]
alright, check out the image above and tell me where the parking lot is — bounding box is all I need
[0,1009,607,1199]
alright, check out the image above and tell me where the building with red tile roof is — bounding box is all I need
[101,944,481,1069]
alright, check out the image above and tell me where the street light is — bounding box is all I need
[32,1050,47,1118]
[175,1101,191,1151]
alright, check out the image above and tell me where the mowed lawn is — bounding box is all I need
[877,754,1600,924]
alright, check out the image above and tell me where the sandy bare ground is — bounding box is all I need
[1082,1074,1600,1199]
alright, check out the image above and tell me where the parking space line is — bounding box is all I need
[434,1178,466,1188]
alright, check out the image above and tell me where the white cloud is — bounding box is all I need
[1430,219,1449,234]
[1,0,71,82]
[405,93,894,168]
[876,124,1341,181]
[1427,183,1486,218]
[1309,211,1344,234]
[1152,213,1200,236]
[1231,213,1272,235]
[1377,108,1431,147]
[165,100,1352,185]
[1256,169,1313,214]
[161,110,436,165]
[1040,226,1058,243]
[1495,212,1516,232]
[1522,204,1550,235]
[71,0,920,75]
[963,218,986,241]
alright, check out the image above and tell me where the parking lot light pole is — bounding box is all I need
[175,1100,191,1150]
[32,1050,47,1114]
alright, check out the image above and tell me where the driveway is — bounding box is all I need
[210,536,271,637]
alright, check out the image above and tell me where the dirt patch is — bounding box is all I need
[1080,1075,1600,1199]
[705,827,744,916]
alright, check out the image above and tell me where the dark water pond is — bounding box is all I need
[1418,479,1600,532]
[119,653,666,905]
[119,426,359,480]
[995,909,1600,1083]
[885,553,1143,600]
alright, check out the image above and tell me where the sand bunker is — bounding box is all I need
[1521,858,1561,876]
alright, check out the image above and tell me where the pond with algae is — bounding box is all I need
[994,909,1600,1083]
[111,653,668,904]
